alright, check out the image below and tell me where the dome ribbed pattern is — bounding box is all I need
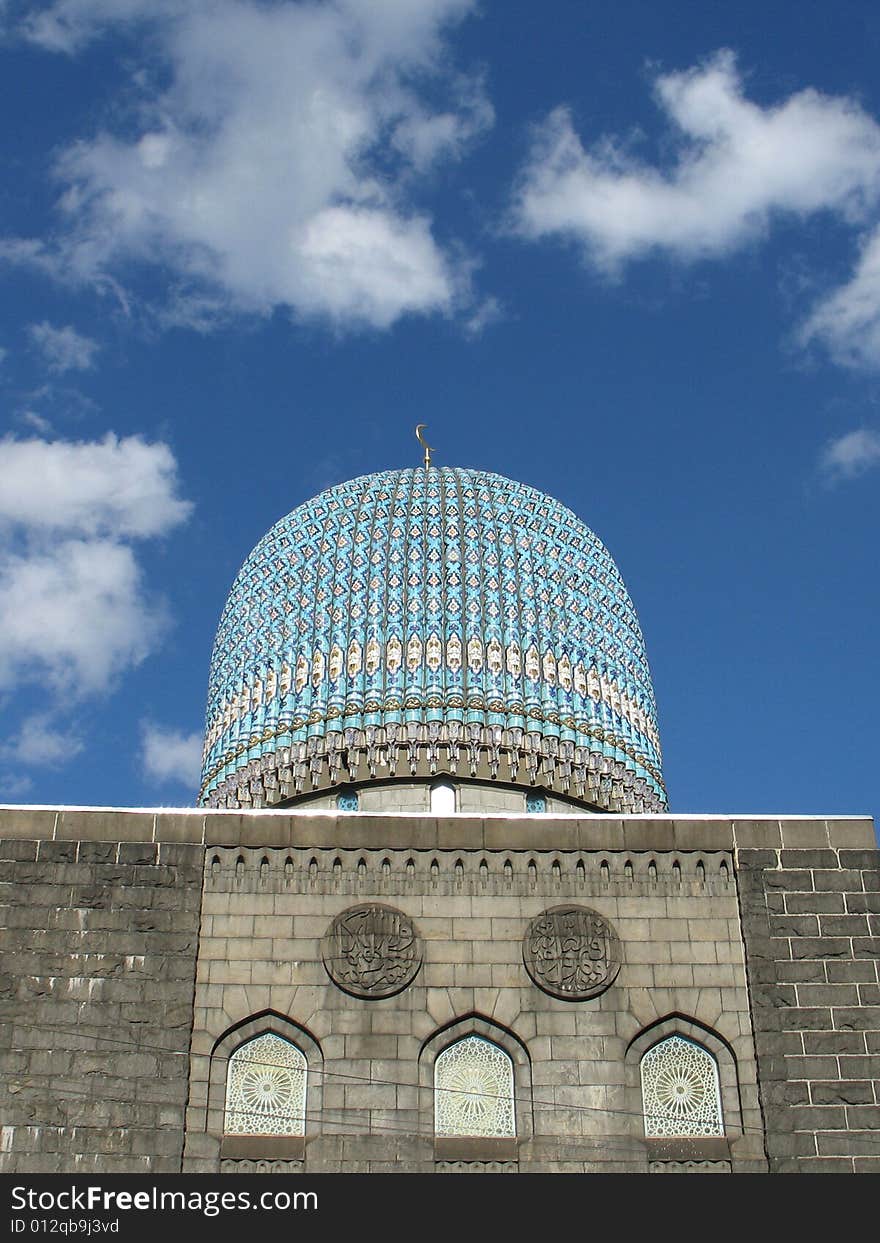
[199,467,665,811]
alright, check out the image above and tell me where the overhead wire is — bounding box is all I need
[4,1017,880,1152]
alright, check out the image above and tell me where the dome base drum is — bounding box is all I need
[203,724,665,813]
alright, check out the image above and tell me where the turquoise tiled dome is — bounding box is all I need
[199,467,666,812]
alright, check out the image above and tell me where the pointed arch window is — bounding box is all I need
[434,1035,515,1138]
[640,1035,723,1138]
[225,1032,307,1136]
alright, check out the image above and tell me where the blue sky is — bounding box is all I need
[0,0,877,825]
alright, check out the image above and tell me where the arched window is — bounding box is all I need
[336,789,359,811]
[225,1033,307,1136]
[434,1035,515,1138]
[430,779,456,815]
[525,791,547,813]
[640,1035,723,1138]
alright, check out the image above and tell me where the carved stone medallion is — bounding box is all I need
[523,905,621,1000]
[322,904,422,998]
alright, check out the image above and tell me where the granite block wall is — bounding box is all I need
[738,843,880,1172]
[0,824,202,1174]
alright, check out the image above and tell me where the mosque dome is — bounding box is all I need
[199,466,666,813]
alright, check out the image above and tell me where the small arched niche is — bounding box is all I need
[626,1015,744,1173]
[420,1016,532,1165]
[207,1015,323,1167]
[430,779,456,815]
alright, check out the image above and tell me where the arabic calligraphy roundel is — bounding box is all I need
[322,904,422,998]
[523,905,621,1000]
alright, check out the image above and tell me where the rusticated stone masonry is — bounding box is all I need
[0,824,203,1174]
[738,845,880,1173]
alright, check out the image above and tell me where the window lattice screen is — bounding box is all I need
[225,1033,307,1136]
[434,1036,515,1138]
[640,1035,723,1137]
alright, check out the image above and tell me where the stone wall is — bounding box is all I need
[737,831,880,1172]
[182,833,765,1174]
[292,778,593,815]
[0,807,875,1174]
[0,811,203,1174]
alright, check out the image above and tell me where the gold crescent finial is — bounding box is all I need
[415,423,434,470]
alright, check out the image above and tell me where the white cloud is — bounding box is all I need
[0,432,191,697]
[141,722,202,788]
[19,0,488,330]
[20,0,182,51]
[0,537,167,693]
[0,235,61,276]
[18,411,53,434]
[819,427,880,483]
[463,295,503,338]
[0,433,192,537]
[28,321,99,372]
[1,713,83,767]
[801,227,880,368]
[513,50,880,270]
[295,207,455,329]
[0,772,34,799]
[15,383,99,426]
